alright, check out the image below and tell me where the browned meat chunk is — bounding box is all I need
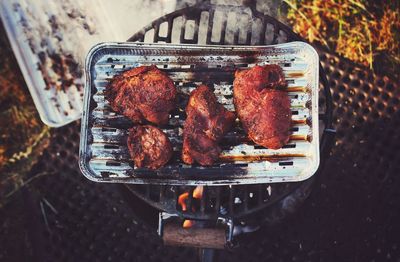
[106,65,176,125]
[233,65,291,149]
[182,85,236,166]
[127,125,173,169]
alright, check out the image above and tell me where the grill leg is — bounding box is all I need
[197,248,217,262]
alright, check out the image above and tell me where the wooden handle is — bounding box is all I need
[163,223,226,249]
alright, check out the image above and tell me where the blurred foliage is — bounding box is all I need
[284,0,400,72]
[0,23,50,205]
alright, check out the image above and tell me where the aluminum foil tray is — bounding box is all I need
[79,42,320,185]
[0,0,117,127]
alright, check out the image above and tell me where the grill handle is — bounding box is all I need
[163,223,226,249]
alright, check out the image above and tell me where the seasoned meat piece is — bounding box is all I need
[233,65,291,149]
[127,125,173,169]
[182,85,236,166]
[106,65,176,125]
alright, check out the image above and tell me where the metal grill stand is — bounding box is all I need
[123,0,335,251]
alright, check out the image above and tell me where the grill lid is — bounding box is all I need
[79,41,320,185]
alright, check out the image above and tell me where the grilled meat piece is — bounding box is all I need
[106,65,176,125]
[127,125,173,169]
[233,65,291,149]
[182,85,236,166]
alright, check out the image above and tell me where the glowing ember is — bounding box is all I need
[182,220,195,228]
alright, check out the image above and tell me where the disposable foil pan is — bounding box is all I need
[79,42,320,185]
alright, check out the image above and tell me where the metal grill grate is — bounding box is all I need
[122,1,334,220]
[129,3,292,46]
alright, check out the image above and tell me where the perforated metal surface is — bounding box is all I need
[1,51,399,260]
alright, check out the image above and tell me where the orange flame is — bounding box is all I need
[178,192,189,211]
[177,186,204,228]
[193,186,203,199]
[183,220,195,228]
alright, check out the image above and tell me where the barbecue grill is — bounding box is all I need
[78,0,335,257]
